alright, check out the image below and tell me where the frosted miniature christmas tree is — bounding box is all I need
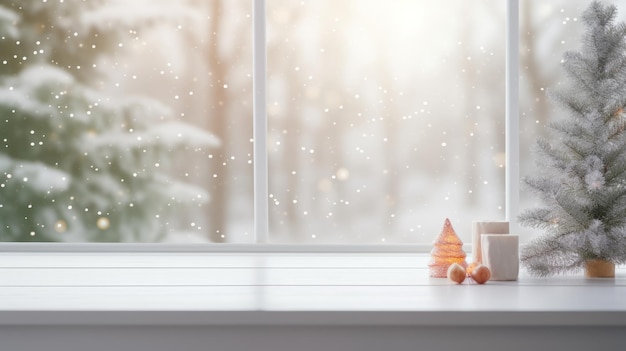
[428,218,468,277]
[520,1,626,276]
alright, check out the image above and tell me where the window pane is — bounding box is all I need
[267,0,506,243]
[0,0,253,242]
[518,0,626,241]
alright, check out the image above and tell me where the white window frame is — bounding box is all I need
[0,0,519,253]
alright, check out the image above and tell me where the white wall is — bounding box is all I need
[2,325,624,351]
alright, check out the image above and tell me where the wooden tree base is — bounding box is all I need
[584,259,615,278]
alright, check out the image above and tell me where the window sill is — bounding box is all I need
[0,251,625,327]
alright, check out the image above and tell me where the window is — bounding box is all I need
[265,0,506,244]
[0,0,566,247]
[0,0,253,243]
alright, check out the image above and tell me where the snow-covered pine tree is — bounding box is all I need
[0,1,218,242]
[520,1,626,276]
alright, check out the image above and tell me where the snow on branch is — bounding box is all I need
[0,5,19,38]
[74,0,204,34]
[0,154,70,195]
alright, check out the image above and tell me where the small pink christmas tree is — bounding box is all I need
[428,218,468,277]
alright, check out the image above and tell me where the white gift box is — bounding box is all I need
[481,234,519,281]
[472,221,509,263]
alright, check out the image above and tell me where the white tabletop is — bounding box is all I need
[0,252,624,326]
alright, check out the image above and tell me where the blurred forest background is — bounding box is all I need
[0,0,620,243]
